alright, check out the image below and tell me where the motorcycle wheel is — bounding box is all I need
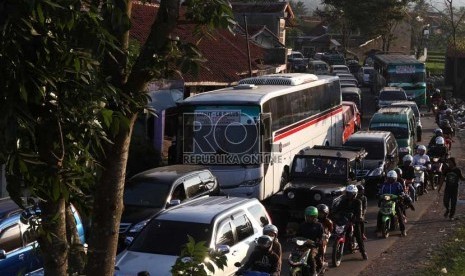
[289,267,302,276]
[381,220,390,238]
[332,240,344,267]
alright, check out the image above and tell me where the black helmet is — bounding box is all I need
[317,204,329,217]
[256,235,273,250]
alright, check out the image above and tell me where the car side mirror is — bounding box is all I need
[217,245,230,255]
[124,237,134,247]
[0,250,6,259]
[167,199,181,208]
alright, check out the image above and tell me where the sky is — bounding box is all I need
[302,0,465,12]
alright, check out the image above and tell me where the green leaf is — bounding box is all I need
[74,58,81,72]
[37,4,45,25]
[100,109,113,128]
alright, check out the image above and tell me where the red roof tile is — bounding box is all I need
[131,2,270,85]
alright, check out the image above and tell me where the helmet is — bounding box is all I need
[417,145,426,154]
[435,128,443,136]
[256,235,273,250]
[435,88,441,93]
[345,184,358,198]
[394,167,403,177]
[387,170,398,179]
[446,108,452,114]
[403,154,413,163]
[436,136,445,145]
[316,204,329,216]
[304,206,319,217]
[263,224,278,236]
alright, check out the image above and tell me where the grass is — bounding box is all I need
[415,226,465,275]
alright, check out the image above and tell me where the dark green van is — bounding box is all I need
[368,106,416,161]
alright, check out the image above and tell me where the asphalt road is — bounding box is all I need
[279,87,448,276]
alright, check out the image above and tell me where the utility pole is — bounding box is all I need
[244,15,253,77]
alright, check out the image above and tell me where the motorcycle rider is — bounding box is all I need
[429,136,449,161]
[400,155,416,201]
[317,204,333,267]
[263,224,282,266]
[297,206,324,275]
[331,184,368,260]
[355,184,368,240]
[378,170,408,236]
[428,128,443,149]
[413,145,431,193]
[237,235,281,276]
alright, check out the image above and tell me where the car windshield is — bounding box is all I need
[379,91,407,101]
[124,181,171,208]
[344,141,385,160]
[370,124,409,139]
[129,219,212,255]
[292,156,347,179]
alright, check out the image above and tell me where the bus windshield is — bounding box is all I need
[388,72,425,83]
[182,105,261,165]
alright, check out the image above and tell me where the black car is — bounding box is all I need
[118,164,218,251]
[268,146,367,224]
[343,131,399,196]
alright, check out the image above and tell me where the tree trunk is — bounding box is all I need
[85,115,137,276]
[66,205,86,274]
[39,198,68,276]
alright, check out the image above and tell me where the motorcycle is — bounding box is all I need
[331,213,357,267]
[288,237,325,276]
[429,157,443,190]
[413,165,427,196]
[377,194,399,238]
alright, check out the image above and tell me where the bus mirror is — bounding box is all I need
[260,113,272,139]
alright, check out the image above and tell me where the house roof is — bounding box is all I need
[131,2,278,86]
[231,2,293,17]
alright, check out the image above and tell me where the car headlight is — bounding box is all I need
[368,167,383,177]
[129,219,150,233]
[399,147,410,153]
[239,178,262,187]
[313,193,322,201]
[287,191,295,199]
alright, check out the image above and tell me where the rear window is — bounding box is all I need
[344,140,385,160]
[129,220,212,255]
[379,91,407,101]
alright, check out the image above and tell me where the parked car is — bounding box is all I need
[341,87,363,112]
[308,60,330,75]
[376,87,408,110]
[0,198,85,275]
[343,131,399,195]
[391,101,423,141]
[322,53,346,65]
[115,196,272,276]
[267,145,367,224]
[118,165,219,252]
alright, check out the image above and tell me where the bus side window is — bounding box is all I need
[260,114,272,153]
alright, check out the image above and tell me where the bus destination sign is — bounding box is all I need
[195,110,241,125]
[395,65,416,74]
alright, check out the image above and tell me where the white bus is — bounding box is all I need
[178,73,343,200]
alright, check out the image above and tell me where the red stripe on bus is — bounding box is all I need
[274,106,343,142]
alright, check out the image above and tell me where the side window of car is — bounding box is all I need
[215,221,235,247]
[0,223,22,253]
[247,204,270,227]
[232,213,254,242]
[183,176,203,198]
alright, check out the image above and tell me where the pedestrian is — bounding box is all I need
[438,157,465,220]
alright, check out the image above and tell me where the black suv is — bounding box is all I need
[268,146,367,224]
[118,165,218,251]
[343,131,399,195]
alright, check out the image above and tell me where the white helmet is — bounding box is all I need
[446,108,452,114]
[417,145,427,153]
[403,154,413,163]
[435,128,443,135]
[345,184,358,197]
[387,170,398,179]
[436,136,445,145]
